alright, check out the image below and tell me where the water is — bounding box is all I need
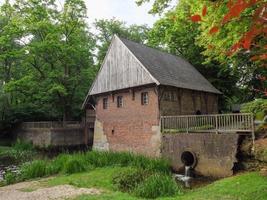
[174,165,215,188]
[174,165,191,188]
[0,165,19,181]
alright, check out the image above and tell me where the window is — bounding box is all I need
[117,96,123,108]
[141,92,149,105]
[103,98,108,109]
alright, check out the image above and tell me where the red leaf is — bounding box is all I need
[209,26,219,34]
[250,55,259,61]
[259,54,267,60]
[227,0,234,9]
[190,15,202,22]
[202,5,207,16]
[243,38,252,49]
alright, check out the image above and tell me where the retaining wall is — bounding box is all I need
[162,133,239,177]
[16,125,90,147]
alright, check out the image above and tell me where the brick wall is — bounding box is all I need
[93,86,161,157]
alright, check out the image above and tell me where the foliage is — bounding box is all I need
[84,151,170,173]
[3,171,18,185]
[3,151,170,185]
[12,139,34,151]
[20,160,48,180]
[241,98,267,120]
[134,173,180,199]
[112,168,150,192]
[0,0,96,127]
[140,0,266,105]
[63,155,92,174]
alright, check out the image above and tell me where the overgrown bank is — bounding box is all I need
[0,151,180,199]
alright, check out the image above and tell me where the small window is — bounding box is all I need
[141,92,149,105]
[117,96,123,108]
[103,98,108,109]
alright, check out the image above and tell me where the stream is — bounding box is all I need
[0,155,20,182]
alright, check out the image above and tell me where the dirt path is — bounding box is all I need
[0,180,101,200]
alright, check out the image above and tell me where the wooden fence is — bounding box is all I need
[161,113,254,135]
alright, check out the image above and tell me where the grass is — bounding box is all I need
[0,140,36,164]
[6,165,267,200]
[2,150,267,199]
[0,146,12,154]
[2,150,170,186]
[177,172,267,200]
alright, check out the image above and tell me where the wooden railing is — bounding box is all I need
[161,113,254,135]
[21,121,82,129]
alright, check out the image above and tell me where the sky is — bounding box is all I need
[0,0,159,27]
[85,0,158,27]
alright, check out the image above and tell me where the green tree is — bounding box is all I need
[138,0,266,106]
[3,0,96,123]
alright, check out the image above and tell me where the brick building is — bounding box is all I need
[82,35,221,157]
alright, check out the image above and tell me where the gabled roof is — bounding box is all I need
[82,35,221,108]
[119,37,221,95]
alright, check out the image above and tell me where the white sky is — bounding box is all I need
[0,0,159,27]
[85,0,158,26]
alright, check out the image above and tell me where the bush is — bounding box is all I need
[134,173,180,199]
[241,99,267,120]
[21,160,47,179]
[4,171,18,185]
[112,168,151,192]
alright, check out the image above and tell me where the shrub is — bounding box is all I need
[241,99,267,120]
[112,168,151,192]
[4,171,18,185]
[134,173,180,199]
[20,160,47,179]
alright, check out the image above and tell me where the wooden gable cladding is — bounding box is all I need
[89,36,156,95]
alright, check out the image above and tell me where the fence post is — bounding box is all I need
[215,115,218,134]
[186,117,189,133]
[251,113,255,152]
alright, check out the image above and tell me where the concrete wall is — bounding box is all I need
[159,86,218,116]
[162,133,239,177]
[92,86,161,157]
[16,126,89,147]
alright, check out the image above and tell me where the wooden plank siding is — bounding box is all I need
[89,36,156,95]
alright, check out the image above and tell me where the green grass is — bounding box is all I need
[46,167,130,190]
[3,151,170,185]
[41,168,267,200]
[176,172,267,200]
[0,146,12,154]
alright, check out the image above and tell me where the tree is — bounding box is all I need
[2,0,96,122]
[138,0,266,102]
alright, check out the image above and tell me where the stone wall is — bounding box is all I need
[159,86,218,116]
[92,86,161,157]
[162,133,239,177]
